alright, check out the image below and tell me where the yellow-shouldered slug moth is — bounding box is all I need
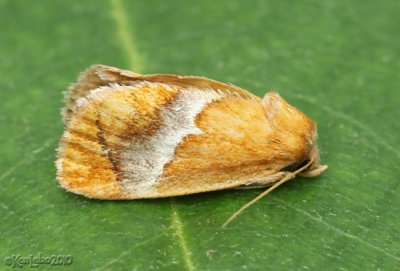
[56,65,327,226]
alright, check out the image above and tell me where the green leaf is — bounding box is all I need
[1,0,399,270]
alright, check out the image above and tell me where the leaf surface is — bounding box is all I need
[1,0,399,270]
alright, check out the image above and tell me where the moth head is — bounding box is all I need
[261,92,327,176]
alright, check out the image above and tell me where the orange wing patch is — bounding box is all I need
[57,83,179,199]
[57,101,122,199]
[156,96,286,196]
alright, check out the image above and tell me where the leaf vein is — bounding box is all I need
[170,201,196,271]
[0,139,54,182]
[273,198,400,262]
[107,3,196,270]
[108,0,144,71]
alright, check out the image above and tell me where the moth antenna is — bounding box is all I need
[222,159,314,228]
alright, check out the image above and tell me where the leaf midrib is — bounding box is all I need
[107,1,196,270]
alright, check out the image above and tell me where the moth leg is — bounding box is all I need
[236,171,289,189]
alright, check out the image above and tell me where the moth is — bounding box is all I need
[56,65,327,226]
